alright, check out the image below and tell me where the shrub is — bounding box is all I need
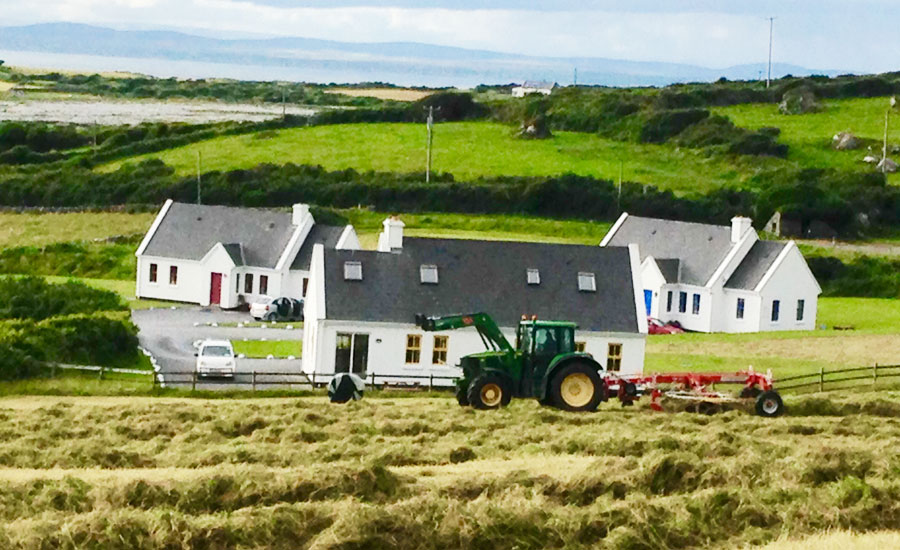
[639,109,710,143]
[0,277,126,321]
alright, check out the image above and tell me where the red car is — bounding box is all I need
[647,317,685,335]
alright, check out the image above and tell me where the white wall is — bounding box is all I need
[719,289,762,333]
[756,245,820,332]
[657,284,712,332]
[305,319,645,386]
[640,258,667,319]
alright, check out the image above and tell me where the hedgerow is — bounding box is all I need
[0,277,127,320]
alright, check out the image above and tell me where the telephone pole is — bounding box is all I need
[574,67,578,86]
[425,106,435,183]
[883,97,896,173]
[766,17,775,88]
[282,88,286,119]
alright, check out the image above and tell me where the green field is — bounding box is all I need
[101,121,774,193]
[0,211,155,247]
[232,340,302,358]
[2,393,900,548]
[716,97,900,185]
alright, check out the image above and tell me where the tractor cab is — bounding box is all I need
[516,319,579,397]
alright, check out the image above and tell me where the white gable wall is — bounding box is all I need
[755,244,820,332]
[657,284,713,332]
[720,289,762,333]
[640,257,667,319]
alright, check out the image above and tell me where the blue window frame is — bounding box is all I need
[678,291,687,313]
[666,291,673,312]
[692,294,700,315]
[771,300,780,322]
[796,299,805,321]
[736,298,745,319]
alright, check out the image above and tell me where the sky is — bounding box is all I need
[0,0,897,72]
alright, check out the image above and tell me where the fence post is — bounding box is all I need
[252,371,257,392]
[819,367,824,392]
[311,371,316,388]
[874,362,878,385]
[152,372,158,393]
[98,366,105,381]
[191,371,197,392]
[429,373,433,392]
[51,363,57,378]
[370,371,376,390]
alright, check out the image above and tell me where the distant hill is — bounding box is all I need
[0,22,847,87]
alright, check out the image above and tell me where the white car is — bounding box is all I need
[195,339,236,378]
[250,296,304,322]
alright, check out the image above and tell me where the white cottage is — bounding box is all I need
[511,80,556,97]
[134,200,358,307]
[600,213,821,333]
[302,218,648,385]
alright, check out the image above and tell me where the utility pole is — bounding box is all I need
[766,17,775,89]
[196,150,202,205]
[883,97,896,173]
[425,105,435,183]
[617,160,623,213]
[282,87,286,119]
[574,67,578,86]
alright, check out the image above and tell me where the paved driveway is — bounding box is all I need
[132,307,309,390]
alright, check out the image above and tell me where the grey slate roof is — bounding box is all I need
[522,80,555,89]
[725,241,787,290]
[655,259,680,283]
[324,237,640,333]
[222,243,245,266]
[142,202,296,268]
[291,225,346,271]
[605,215,735,286]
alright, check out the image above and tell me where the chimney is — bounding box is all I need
[292,203,311,226]
[731,216,752,243]
[377,216,405,252]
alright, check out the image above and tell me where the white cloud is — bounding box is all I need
[0,0,896,72]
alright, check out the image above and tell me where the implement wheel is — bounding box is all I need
[467,375,511,410]
[550,363,604,412]
[755,390,785,418]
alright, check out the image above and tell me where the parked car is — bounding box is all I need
[250,297,304,322]
[647,317,685,335]
[195,339,236,378]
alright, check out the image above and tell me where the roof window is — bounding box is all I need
[420,264,439,284]
[344,261,363,281]
[526,268,541,285]
[577,272,596,292]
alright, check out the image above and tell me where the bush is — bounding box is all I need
[0,277,126,321]
[0,241,138,280]
[639,109,710,143]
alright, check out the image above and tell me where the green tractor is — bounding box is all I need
[415,312,607,411]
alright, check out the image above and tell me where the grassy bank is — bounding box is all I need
[100,121,777,193]
[2,394,900,548]
[232,340,302,359]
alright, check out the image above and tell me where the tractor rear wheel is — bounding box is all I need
[467,375,512,410]
[755,390,784,417]
[550,363,604,412]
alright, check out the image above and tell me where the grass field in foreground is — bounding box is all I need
[100,121,775,193]
[715,96,900,185]
[232,339,302,358]
[758,531,900,550]
[1,394,900,548]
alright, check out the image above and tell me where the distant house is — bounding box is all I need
[600,213,821,333]
[302,217,648,384]
[134,200,358,308]
[512,80,556,97]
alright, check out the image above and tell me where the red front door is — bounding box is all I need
[210,273,222,305]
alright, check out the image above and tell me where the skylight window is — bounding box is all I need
[526,268,541,285]
[420,264,439,284]
[344,261,362,281]
[577,272,596,292]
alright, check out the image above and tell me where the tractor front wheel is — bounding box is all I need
[455,383,470,407]
[467,375,511,410]
[550,363,604,412]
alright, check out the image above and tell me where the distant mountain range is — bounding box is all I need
[0,23,849,87]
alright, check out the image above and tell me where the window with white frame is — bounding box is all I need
[420,264,439,284]
[678,291,687,313]
[344,261,363,281]
[169,266,178,285]
[149,263,158,283]
[692,293,700,315]
[577,272,596,292]
[736,298,745,319]
[666,291,673,312]
[432,335,448,364]
[259,275,268,295]
[526,268,541,285]
[245,273,254,294]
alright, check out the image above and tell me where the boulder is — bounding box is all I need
[832,132,861,150]
[779,87,821,115]
[876,158,898,173]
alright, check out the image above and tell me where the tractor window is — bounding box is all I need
[519,326,532,352]
[534,327,558,355]
[557,328,574,353]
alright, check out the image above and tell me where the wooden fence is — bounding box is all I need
[775,364,900,393]
[154,370,458,392]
